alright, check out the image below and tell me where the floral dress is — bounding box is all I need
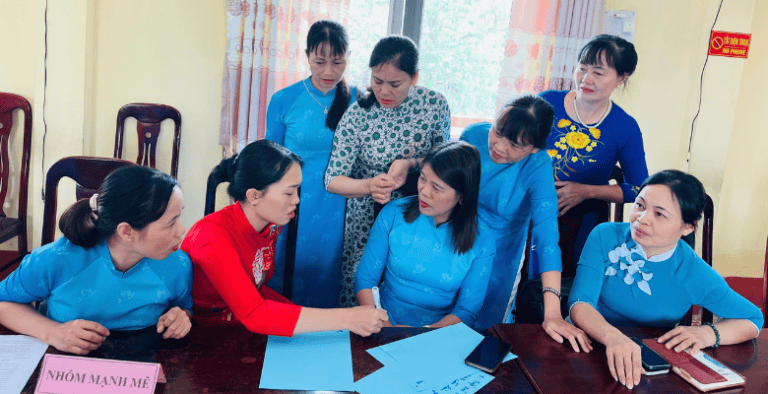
[540,90,648,276]
[324,86,451,306]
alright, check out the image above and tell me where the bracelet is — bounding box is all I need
[704,322,720,348]
[542,287,561,299]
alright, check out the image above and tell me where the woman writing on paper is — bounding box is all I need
[324,35,451,307]
[355,141,495,328]
[182,140,388,337]
[265,20,356,307]
[568,170,763,389]
[0,166,193,355]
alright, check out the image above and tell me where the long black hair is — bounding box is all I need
[59,166,179,248]
[578,34,638,79]
[306,20,350,131]
[210,139,303,201]
[639,170,706,247]
[357,35,419,109]
[403,141,481,254]
[495,94,554,149]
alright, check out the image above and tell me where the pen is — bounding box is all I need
[371,286,382,310]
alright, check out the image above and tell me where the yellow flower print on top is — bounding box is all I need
[549,116,605,179]
[547,149,558,158]
[565,132,591,149]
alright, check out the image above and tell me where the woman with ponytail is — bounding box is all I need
[265,20,356,308]
[182,140,388,337]
[0,166,192,355]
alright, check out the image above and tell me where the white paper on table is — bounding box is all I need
[0,335,49,394]
[355,365,494,394]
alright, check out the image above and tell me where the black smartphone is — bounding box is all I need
[465,336,512,374]
[631,337,670,375]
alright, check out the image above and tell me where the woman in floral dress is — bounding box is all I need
[540,34,648,276]
[324,35,451,306]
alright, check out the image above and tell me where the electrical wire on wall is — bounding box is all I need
[687,0,724,168]
[41,0,49,200]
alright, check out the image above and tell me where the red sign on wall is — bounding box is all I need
[708,31,751,58]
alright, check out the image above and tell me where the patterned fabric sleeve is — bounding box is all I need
[168,252,194,311]
[265,90,290,145]
[527,152,562,276]
[430,92,451,145]
[324,105,363,189]
[616,117,648,202]
[0,244,57,304]
[450,233,495,326]
[354,200,398,293]
[567,224,608,313]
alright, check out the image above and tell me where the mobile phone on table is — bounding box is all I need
[630,337,670,375]
[465,336,512,374]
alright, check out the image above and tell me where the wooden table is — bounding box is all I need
[6,325,534,393]
[492,323,768,394]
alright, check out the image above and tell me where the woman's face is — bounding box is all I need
[573,53,627,103]
[629,184,694,257]
[308,43,347,94]
[134,188,186,261]
[487,125,539,164]
[253,162,302,227]
[371,63,417,108]
[417,164,461,226]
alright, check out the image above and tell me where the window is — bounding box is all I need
[348,0,513,138]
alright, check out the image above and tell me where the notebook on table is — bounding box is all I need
[643,338,745,392]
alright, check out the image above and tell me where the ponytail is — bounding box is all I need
[59,199,101,248]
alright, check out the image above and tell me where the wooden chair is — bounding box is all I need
[203,166,300,300]
[0,93,33,274]
[114,103,181,178]
[42,157,135,246]
[725,235,768,328]
[680,194,715,326]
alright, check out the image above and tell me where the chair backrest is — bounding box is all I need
[42,157,136,246]
[609,165,625,222]
[203,165,300,300]
[763,237,768,327]
[114,103,181,178]
[0,93,33,253]
[679,193,715,326]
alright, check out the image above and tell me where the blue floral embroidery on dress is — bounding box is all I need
[604,243,653,296]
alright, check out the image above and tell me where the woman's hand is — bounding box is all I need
[346,306,389,336]
[604,331,644,389]
[657,325,717,355]
[44,319,110,355]
[370,174,398,204]
[157,307,192,339]
[387,159,415,189]
[542,313,593,353]
[555,181,591,216]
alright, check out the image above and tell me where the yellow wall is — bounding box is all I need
[0,0,765,278]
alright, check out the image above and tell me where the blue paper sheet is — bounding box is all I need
[259,330,354,391]
[366,323,517,391]
[355,365,494,394]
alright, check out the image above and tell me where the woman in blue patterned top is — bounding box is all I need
[266,20,356,307]
[355,141,494,327]
[325,35,451,307]
[540,35,648,276]
[568,170,762,389]
[0,166,192,355]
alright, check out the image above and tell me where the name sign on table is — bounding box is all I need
[34,354,160,394]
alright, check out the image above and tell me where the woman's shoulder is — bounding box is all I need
[539,90,568,103]
[411,86,448,107]
[606,101,640,131]
[459,122,491,143]
[271,79,306,102]
[24,237,102,275]
[182,205,240,248]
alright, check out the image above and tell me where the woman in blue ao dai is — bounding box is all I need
[460,95,591,352]
[355,142,494,328]
[568,170,762,389]
[266,21,356,307]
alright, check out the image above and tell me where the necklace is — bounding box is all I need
[303,78,329,114]
[573,96,612,128]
